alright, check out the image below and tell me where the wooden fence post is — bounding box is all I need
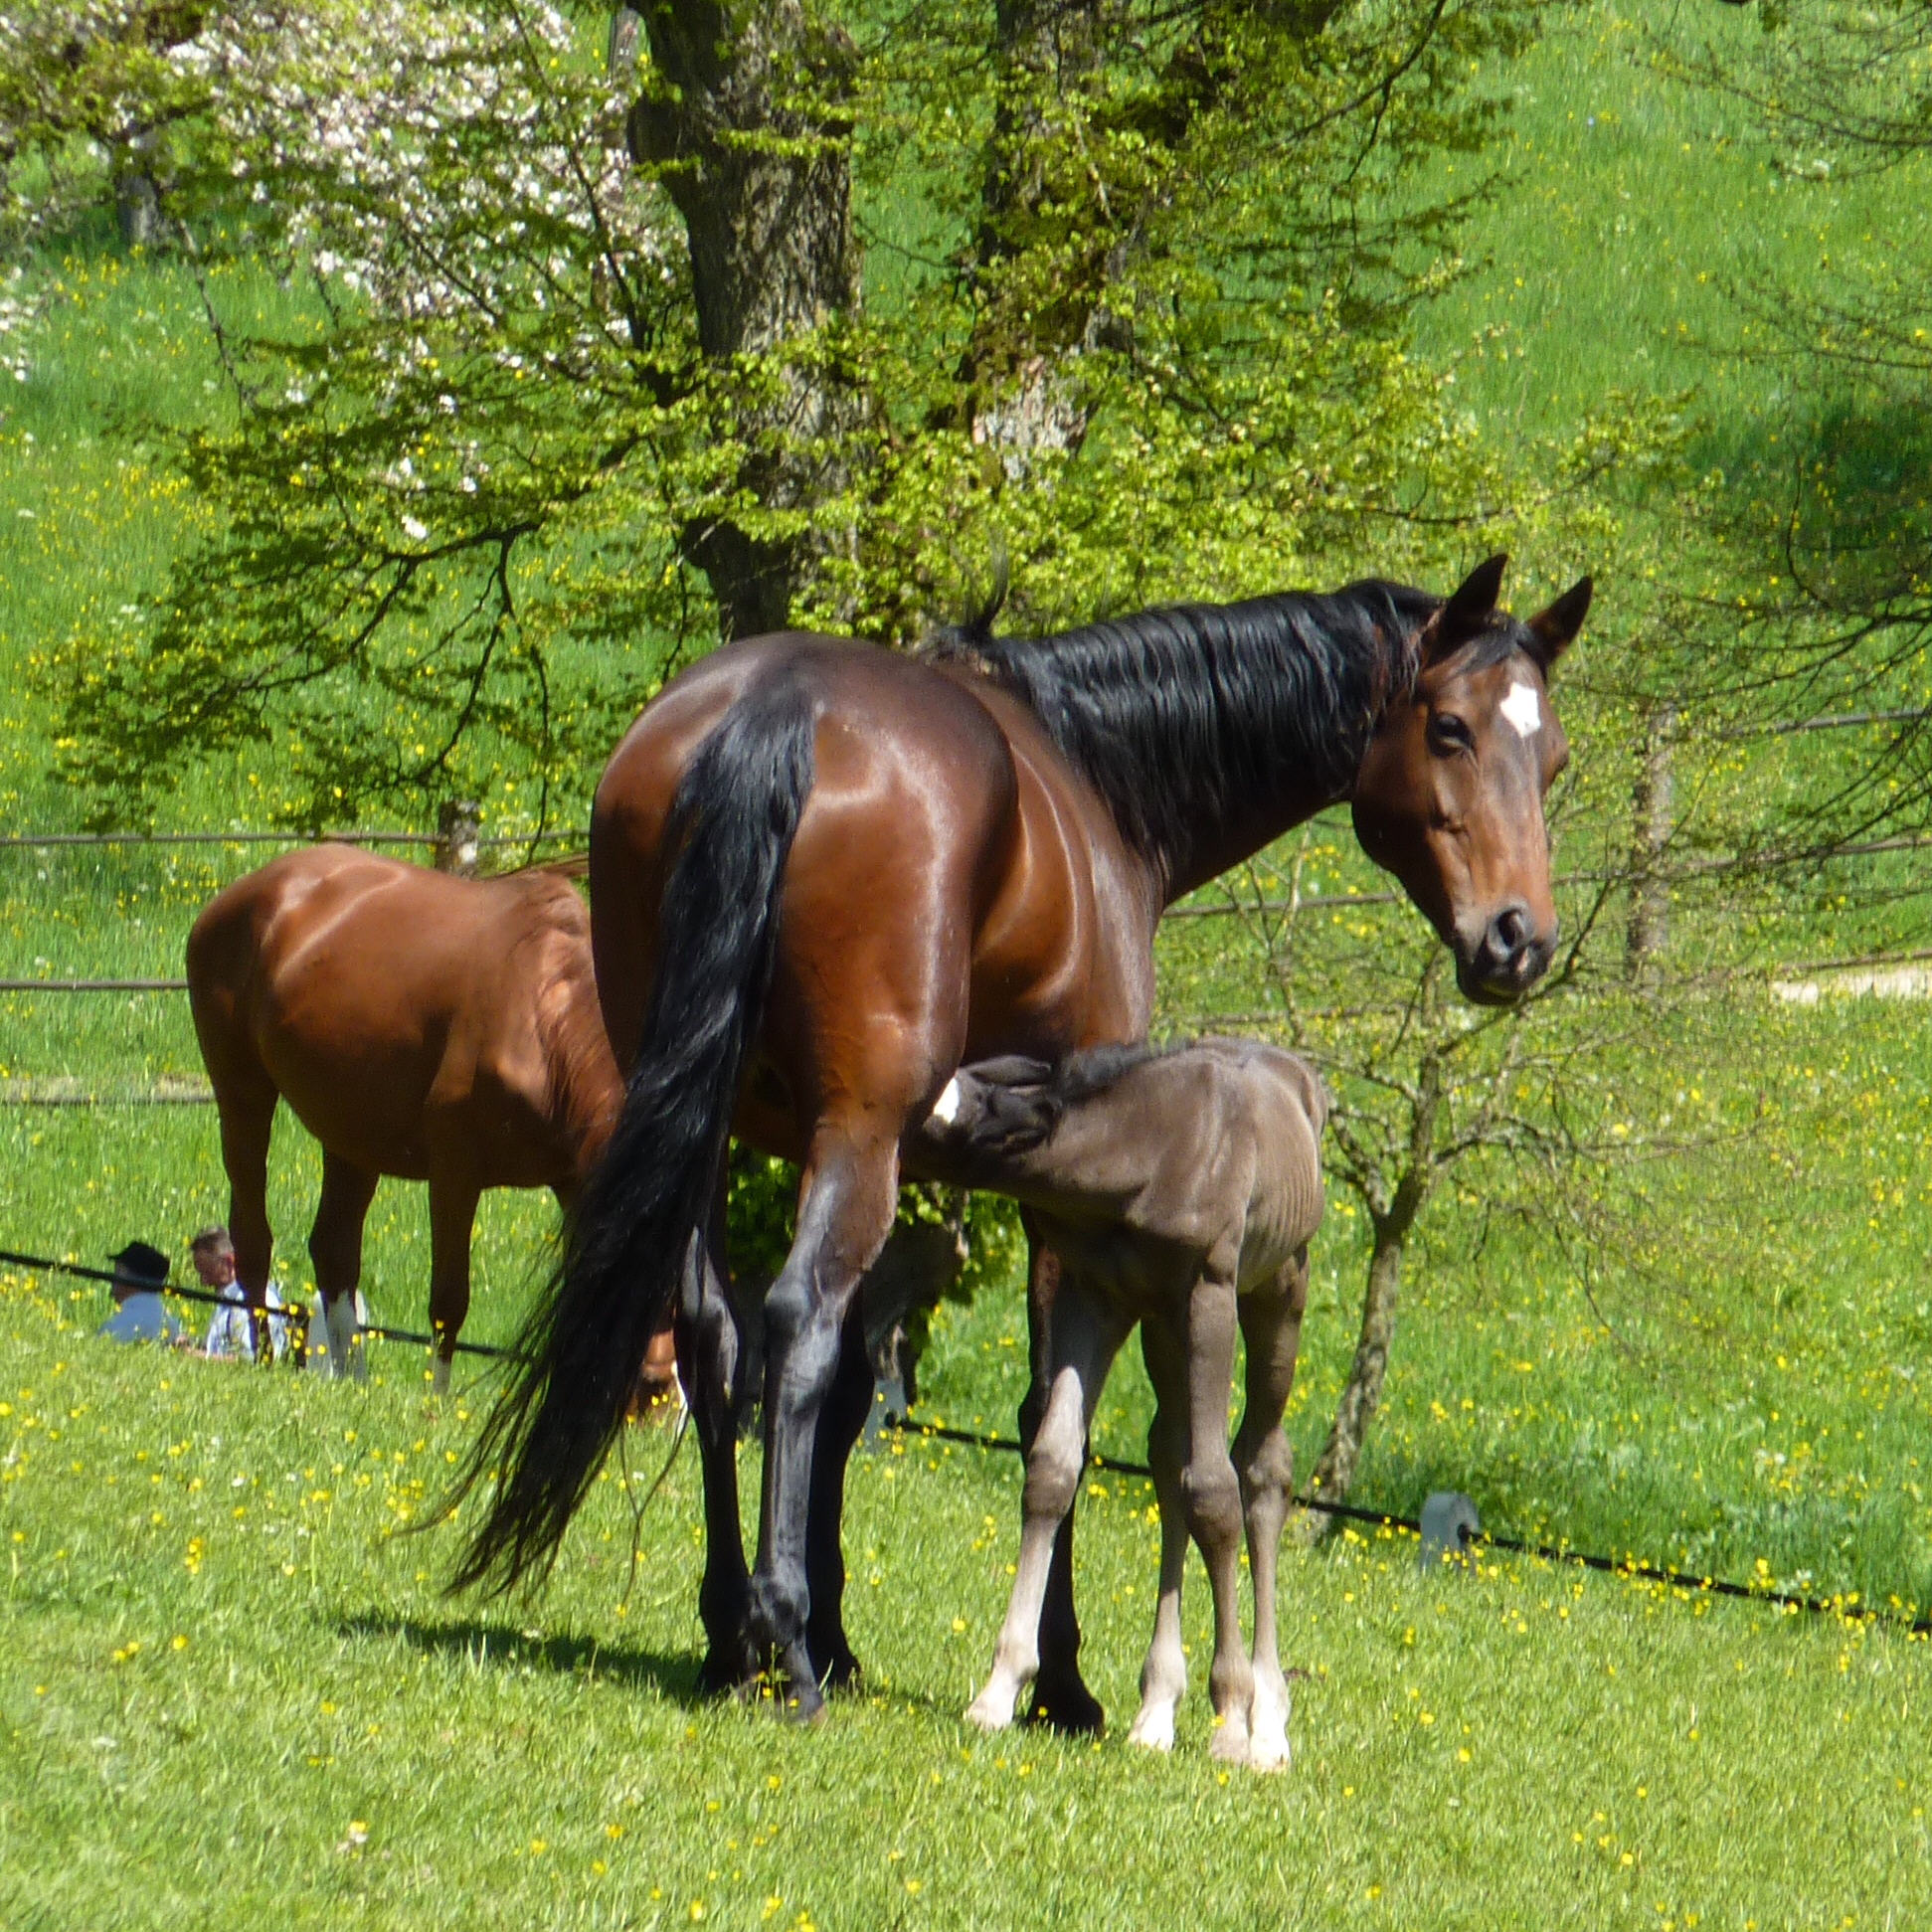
[435,800,480,877]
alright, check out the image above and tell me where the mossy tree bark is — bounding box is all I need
[626,0,860,638]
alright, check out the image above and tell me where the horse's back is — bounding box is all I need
[188,846,599,1182]
[590,631,1155,1141]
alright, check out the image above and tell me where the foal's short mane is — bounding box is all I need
[927,582,1461,879]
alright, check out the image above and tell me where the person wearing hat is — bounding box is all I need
[94,1241,187,1345]
[192,1225,290,1362]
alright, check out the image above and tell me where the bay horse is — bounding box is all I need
[186,845,675,1395]
[911,1040,1325,1770]
[451,554,1591,1721]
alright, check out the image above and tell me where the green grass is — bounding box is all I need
[5,3,1932,1923]
[3,1292,1929,1932]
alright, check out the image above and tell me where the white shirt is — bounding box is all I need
[204,1281,289,1362]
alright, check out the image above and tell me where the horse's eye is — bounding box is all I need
[1428,713,1475,756]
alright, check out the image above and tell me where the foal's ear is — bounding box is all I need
[1525,576,1593,671]
[1422,553,1508,665]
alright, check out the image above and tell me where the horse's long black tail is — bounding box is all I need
[448,680,815,1598]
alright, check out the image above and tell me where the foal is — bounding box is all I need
[915,1038,1326,1770]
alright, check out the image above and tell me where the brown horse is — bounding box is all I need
[453,554,1592,1720]
[911,1040,1326,1770]
[186,845,671,1393]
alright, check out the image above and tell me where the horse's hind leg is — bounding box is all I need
[1128,1320,1191,1752]
[967,1281,1130,1735]
[202,1041,276,1328]
[803,1301,874,1691]
[1168,1273,1253,1765]
[679,1183,757,1696]
[310,1151,379,1381]
[1232,1253,1309,1774]
[426,1170,481,1395]
[748,1123,902,1717]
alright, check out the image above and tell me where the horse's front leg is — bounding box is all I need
[677,1182,759,1696]
[1128,1319,1190,1752]
[969,1278,1130,1734]
[425,1167,480,1396]
[748,1122,901,1719]
[1021,1236,1106,1735]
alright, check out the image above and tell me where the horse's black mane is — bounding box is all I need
[925,582,1523,882]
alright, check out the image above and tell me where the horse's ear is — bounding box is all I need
[1525,576,1593,671]
[1422,553,1508,664]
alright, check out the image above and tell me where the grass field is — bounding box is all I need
[4,1,1932,1924]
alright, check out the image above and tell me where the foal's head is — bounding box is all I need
[1351,555,1592,1005]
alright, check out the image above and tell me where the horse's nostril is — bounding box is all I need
[1491,906,1530,960]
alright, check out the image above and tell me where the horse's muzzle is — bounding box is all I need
[1457,904,1554,1005]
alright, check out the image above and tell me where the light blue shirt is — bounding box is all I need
[96,1292,186,1345]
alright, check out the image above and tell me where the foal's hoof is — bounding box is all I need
[1025,1674,1105,1737]
[1208,1718,1253,1768]
[1126,1705,1176,1753]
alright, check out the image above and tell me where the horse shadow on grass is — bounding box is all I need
[333,1611,706,1707]
[331,1612,960,1720]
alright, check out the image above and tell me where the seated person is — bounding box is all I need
[192,1225,289,1362]
[94,1241,187,1345]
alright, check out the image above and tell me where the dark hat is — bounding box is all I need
[107,1241,169,1288]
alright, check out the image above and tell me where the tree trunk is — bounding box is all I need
[1300,1048,1442,1536]
[627,0,859,638]
[1625,702,1676,982]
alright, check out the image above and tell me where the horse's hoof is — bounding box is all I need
[1208,1719,1252,1767]
[1126,1706,1176,1752]
[816,1647,862,1695]
[1025,1675,1105,1737]
[964,1689,1013,1733]
[696,1643,760,1700]
[783,1676,826,1724]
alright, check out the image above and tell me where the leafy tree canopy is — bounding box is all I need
[0,0,1673,829]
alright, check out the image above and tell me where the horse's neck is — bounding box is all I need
[1159,775,1350,906]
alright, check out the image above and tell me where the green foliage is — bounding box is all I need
[13,0,1589,824]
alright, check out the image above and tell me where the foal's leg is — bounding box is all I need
[310,1151,379,1381]
[968,1283,1130,1734]
[1232,1254,1310,1774]
[1021,1238,1106,1736]
[677,1183,758,1696]
[1175,1275,1254,1765]
[424,1169,481,1396]
[749,1122,902,1718]
[1128,1318,1191,1752]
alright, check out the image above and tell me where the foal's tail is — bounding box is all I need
[448,681,816,1598]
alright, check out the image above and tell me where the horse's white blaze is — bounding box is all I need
[931,1076,963,1125]
[1500,680,1542,739]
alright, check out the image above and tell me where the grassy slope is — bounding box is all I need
[3,4,1932,1922]
[3,1313,1925,1932]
